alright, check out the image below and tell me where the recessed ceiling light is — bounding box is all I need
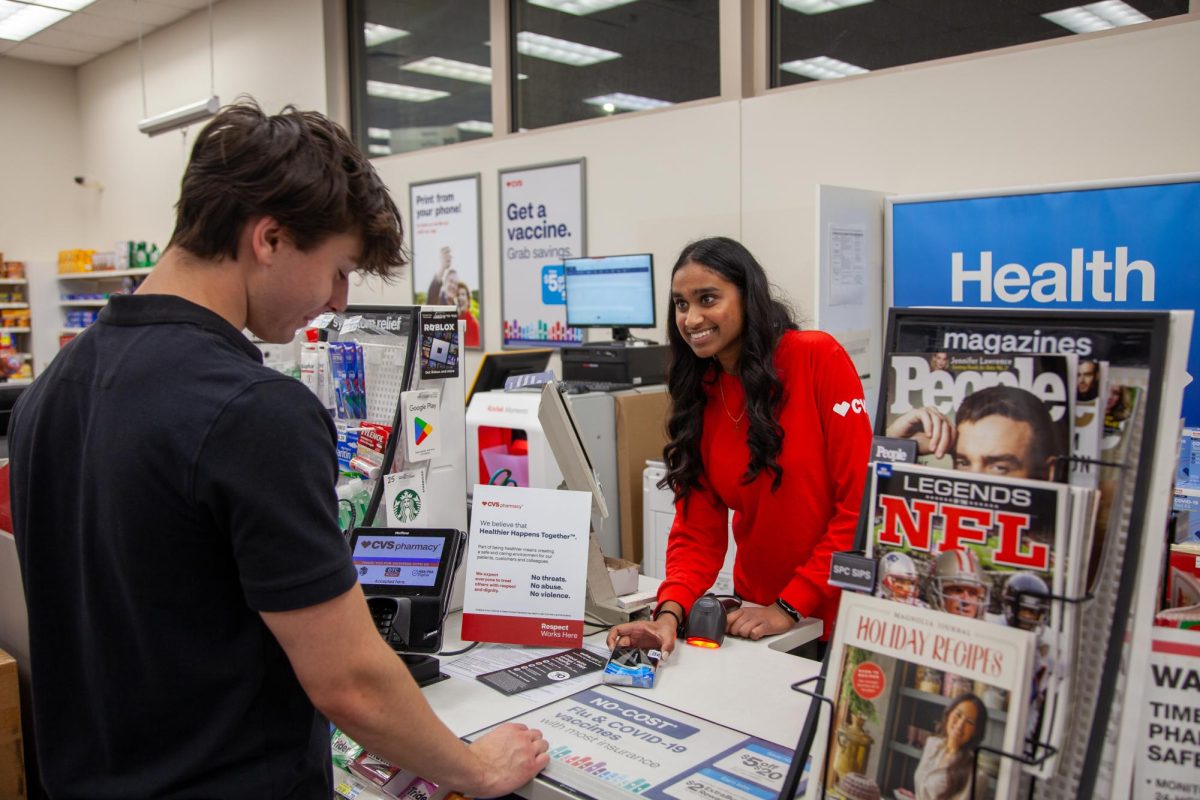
[366,81,450,102]
[367,127,391,140]
[516,31,621,66]
[526,0,637,15]
[456,120,494,134]
[583,92,672,112]
[780,55,869,80]
[0,2,69,41]
[1042,1,1150,33]
[368,144,392,156]
[364,23,409,47]
[780,0,872,13]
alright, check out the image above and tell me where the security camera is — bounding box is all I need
[74,176,84,185]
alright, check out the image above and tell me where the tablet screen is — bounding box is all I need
[348,528,459,597]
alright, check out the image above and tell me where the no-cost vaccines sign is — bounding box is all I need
[462,484,590,647]
[467,685,797,800]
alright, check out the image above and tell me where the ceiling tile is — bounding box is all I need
[3,40,95,66]
[150,0,215,11]
[79,0,192,27]
[54,11,143,40]
[27,27,124,55]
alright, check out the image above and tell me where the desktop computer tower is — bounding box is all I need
[561,343,668,385]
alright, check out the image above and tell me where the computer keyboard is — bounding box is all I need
[561,379,636,394]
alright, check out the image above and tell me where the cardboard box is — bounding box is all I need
[0,648,25,800]
[605,556,640,596]
[614,388,670,564]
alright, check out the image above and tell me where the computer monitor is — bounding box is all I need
[563,253,655,342]
[465,348,553,406]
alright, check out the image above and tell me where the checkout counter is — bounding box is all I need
[335,579,824,800]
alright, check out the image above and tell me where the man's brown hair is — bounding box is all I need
[168,100,405,277]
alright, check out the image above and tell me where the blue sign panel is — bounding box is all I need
[891,180,1200,424]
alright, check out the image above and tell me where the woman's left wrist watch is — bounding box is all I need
[775,597,802,624]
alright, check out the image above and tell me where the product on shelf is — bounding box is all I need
[2,261,25,279]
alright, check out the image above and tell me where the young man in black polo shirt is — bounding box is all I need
[9,103,548,799]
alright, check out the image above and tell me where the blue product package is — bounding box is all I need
[336,427,360,472]
[351,343,367,418]
[602,647,660,689]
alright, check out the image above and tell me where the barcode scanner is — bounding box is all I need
[685,594,741,648]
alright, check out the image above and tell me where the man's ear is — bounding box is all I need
[249,216,285,264]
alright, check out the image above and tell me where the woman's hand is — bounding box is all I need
[726,603,795,640]
[884,406,956,459]
[606,615,677,657]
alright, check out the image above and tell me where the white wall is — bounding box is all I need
[741,17,1200,315]
[0,58,84,261]
[74,0,328,251]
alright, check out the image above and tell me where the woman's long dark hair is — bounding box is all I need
[935,693,989,800]
[660,237,797,499]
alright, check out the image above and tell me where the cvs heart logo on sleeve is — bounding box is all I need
[832,401,851,416]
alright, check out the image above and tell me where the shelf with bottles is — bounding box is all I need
[56,243,157,344]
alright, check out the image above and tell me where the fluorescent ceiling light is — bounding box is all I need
[364,22,409,47]
[368,144,392,156]
[527,0,636,15]
[780,0,872,13]
[583,92,672,112]
[780,55,868,80]
[402,56,496,85]
[1042,1,1150,33]
[367,127,391,140]
[456,120,494,134]
[138,95,220,137]
[516,31,621,66]
[0,2,69,41]
[366,81,449,102]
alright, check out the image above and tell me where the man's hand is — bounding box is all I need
[725,604,795,640]
[884,406,956,459]
[464,723,549,797]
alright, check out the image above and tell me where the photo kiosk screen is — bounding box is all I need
[349,528,460,598]
[564,253,654,340]
[466,349,553,406]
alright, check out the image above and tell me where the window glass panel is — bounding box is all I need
[771,0,1189,88]
[511,0,720,131]
[349,0,493,156]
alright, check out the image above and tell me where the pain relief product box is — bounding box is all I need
[0,648,25,800]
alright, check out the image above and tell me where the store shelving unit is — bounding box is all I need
[57,268,151,343]
[0,276,34,383]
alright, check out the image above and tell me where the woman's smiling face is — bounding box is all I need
[670,261,744,373]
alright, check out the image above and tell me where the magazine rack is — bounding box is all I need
[786,589,1090,800]
[792,308,1189,800]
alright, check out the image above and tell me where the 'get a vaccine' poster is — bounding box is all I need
[499,160,586,347]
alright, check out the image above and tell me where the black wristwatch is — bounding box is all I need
[775,597,802,624]
[653,605,686,637]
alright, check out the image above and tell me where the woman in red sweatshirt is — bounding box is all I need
[608,237,872,656]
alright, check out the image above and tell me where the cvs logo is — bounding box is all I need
[832,398,866,417]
